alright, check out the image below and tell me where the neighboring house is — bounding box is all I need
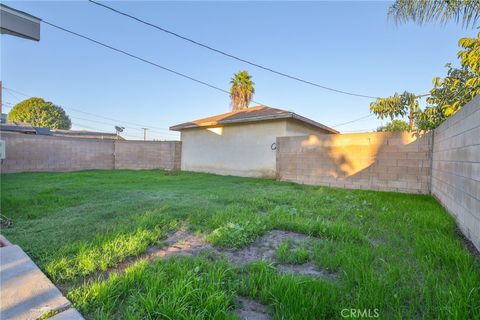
[170,105,338,177]
[0,122,39,135]
[0,122,123,140]
[50,129,123,140]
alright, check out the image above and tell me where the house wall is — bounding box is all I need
[180,120,285,177]
[285,120,333,136]
[431,96,480,250]
[276,132,432,194]
[0,132,181,173]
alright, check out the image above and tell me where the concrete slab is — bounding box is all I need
[0,234,12,247]
[49,308,84,320]
[0,245,73,319]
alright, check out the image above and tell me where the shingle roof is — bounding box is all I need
[169,105,338,133]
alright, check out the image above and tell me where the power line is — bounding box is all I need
[39,20,378,124]
[2,86,177,134]
[41,19,276,127]
[2,103,129,135]
[6,8,431,131]
[3,98,178,139]
[23,21,419,130]
[68,108,173,133]
[3,89,23,103]
[332,114,374,127]
[88,0,380,100]
[2,86,372,133]
[71,123,146,139]
[1,88,28,98]
[42,20,231,96]
[3,100,176,139]
[53,121,158,140]
[71,122,112,132]
[341,128,376,133]
[70,115,178,136]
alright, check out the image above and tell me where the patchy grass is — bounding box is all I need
[69,256,238,319]
[207,220,268,248]
[276,239,310,264]
[1,170,479,319]
[46,225,171,281]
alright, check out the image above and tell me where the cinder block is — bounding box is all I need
[397,159,423,167]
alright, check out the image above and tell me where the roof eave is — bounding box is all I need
[0,4,41,41]
[290,113,339,134]
[170,114,293,131]
[171,113,339,134]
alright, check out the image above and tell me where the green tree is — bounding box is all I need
[370,91,419,131]
[371,33,480,131]
[8,98,72,129]
[388,0,480,28]
[376,119,410,132]
[417,33,480,129]
[230,71,255,111]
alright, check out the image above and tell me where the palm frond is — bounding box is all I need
[229,71,255,111]
[388,0,480,28]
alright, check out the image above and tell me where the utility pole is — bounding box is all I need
[0,80,2,116]
[142,128,148,141]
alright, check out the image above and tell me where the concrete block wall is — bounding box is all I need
[115,140,181,170]
[276,132,433,194]
[0,132,181,173]
[0,132,114,172]
[431,96,480,250]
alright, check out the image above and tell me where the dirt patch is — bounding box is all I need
[234,297,271,320]
[144,231,213,259]
[277,263,338,279]
[97,230,215,280]
[224,230,336,279]
[89,229,337,284]
[225,230,311,264]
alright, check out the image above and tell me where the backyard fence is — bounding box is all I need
[431,96,480,250]
[0,132,181,173]
[276,131,432,194]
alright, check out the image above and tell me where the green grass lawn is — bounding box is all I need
[1,170,479,319]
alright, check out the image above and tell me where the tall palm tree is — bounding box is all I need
[229,71,255,111]
[388,0,480,28]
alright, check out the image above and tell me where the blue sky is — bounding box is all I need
[1,1,476,140]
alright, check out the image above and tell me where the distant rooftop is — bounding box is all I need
[0,122,37,134]
[50,129,123,140]
[170,105,338,133]
[0,122,123,140]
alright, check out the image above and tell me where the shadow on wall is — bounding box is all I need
[277,132,433,194]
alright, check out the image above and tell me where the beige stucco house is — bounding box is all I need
[170,106,338,177]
